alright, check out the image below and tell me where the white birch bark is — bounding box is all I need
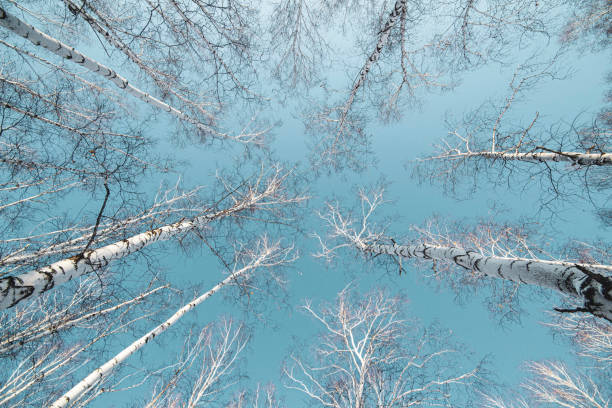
[0,7,228,140]
[49,249,269,408]
[0,204,247,310]
[445,151,612,166]
[366,243,612,322]
[61,0,159,79]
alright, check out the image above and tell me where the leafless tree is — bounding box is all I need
[143,319,249,408]
[0,2,267,146]
[284,287,480,407]
[268,0,330,89]
[59,0,261,100]
[285,0,560,171]
[315,187,612,322]
[50,237,294,408]
[225,384,283,408]
[0,32,155,219]
[0,270,170,407]
[0,164,305,309]
[416,60,611,225]
[482,311,611,408]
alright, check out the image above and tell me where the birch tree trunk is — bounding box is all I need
[366,243,612,322]
[339,0,406,127]
[0,7,228,141]
[437,150,612,166]
[49,245,272,408]
[0,203,248,309]
[60,0,161,81]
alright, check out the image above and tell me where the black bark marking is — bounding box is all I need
[0,276,35,308]
[554,306,589,314]
[497,265,505,279]
[452,255,470,270]
[520,261,532,285]
[40,270,55,292]
[473,257,483,272]
[562,272,578,295]
[583,287,602,309]
[575,264,612,300]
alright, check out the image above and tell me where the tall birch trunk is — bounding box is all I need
[339,0,406,126]
[0,204,247,310]
[0,7,223,139]
[49,259,260,408]
[461,151,612,166]
[366,243,612,322]
[60,0,159,79]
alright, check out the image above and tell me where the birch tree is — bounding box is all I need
[0,183,203,277]
[416,61,611,224]
[0,14,173,308]
[0,271,169,407]
[0,35,154,217]
[226,384,284,408]
[284,287,479,407]
[0,272,168,356]
[482,313,612,408]
[0,166,303,309]
[144,320,249,408]
[50,237,293,408]
[0,4,265,145]
[296,0,558,171]
[315,188,612,322]
[59,0,260,102]
[306,0,407,172]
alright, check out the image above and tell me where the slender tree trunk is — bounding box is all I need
[0,204,247,310]
[49,261,258,408]
[0,7,222,138]
[466,151,612,165]
[339,0,406,126]
[61,0,159,78]
[366,243,612,322]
